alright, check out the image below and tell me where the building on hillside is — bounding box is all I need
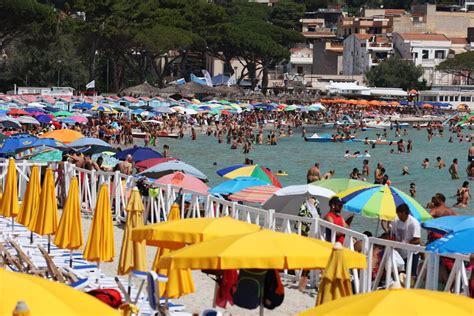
[298,9,345,75]
[342,34,393,76]
[288,48,313,75]
[392,33,454,85]
[370,4,474,38]
[337,16,392,38]
[313,41,343,75]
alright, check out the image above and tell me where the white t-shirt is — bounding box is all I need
[391,215,421,258]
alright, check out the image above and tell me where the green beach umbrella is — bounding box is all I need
[311,179,374,193]
[54,111,74,117]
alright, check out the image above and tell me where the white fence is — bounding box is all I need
[0,159,471,297]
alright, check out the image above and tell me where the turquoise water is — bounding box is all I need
[148,126,473,233]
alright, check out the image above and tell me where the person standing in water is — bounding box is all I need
[306,163,321,183]
[449,158,459,179]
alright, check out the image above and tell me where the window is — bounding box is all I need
[412,52,418,59]
[422,50,429,59]
[361,43,366,48]
[435,50,445,59]
[450,96,454,102]
[297,66,303,74]
[455,96,459,101]
[461,96,468,102]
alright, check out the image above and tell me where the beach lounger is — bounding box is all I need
[146,271,186,314]
[9,240,47,277]
[0,242,22,272]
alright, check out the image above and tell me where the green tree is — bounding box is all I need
[0,0,55,50]
[437,51,474,85]
[365,57,427,90]
[270,0,305,31]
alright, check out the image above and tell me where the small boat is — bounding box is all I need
[305,133,355,143]
[132,129,179,139]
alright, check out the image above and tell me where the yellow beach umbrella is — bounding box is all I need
[0,268,118,315]
[151,203,195,298]
[31,168,58,251]
[0,158,19,218]
[157,229,366,270]
[118,187,147,275]
[316,242,353,306]
[84,183,114,262]
[17,165,40,228]
[298,285,474,316]
[54,177,83,250]
[132,216,261,248]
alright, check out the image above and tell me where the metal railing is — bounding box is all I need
[0,158,470,297]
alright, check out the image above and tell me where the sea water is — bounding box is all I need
[152,126,472,233]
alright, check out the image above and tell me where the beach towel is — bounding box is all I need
[215,270,238,308]
[233,269,267,310]
[263,270,284,310]
[87,288,122,308]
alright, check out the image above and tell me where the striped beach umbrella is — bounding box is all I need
[228,185,279,204]
[216,164,281,187]
[336,185,431,222]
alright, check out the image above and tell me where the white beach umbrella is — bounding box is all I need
[16,116,40,125]
[262,184,335,215]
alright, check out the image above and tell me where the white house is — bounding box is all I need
[343,34,393,76]
[289,47,313,75]
[392,33,453,85]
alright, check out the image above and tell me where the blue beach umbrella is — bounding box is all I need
[114,146,162,162]
[209,177,268,195]
[36,114,53,123]
[72,102,92,110]
[425,228,474,255]
[216,164,248,177]
[422,216,474,235]
[69,137,111,148]
[0,134,38,153]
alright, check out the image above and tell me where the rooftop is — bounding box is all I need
[398,33,450,41]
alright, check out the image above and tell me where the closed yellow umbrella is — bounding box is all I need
[0,268,118,315]
[84,183,114,262]
[157,229,366,270]
[118,187,147,275]
[131,216,261,248]
[54,177,83,266]
[31,168,58,251]
[1,158,19,218]
[315,242,353,306]
[151,203,195,298]
[17,165,40,228]
[297,285,474,316]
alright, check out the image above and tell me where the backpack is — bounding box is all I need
[87,288,122,308]
[233,269,267,310]
[263,270,284,310]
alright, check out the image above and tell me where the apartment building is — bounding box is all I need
[342,34,393,76]
[392,33,453,85]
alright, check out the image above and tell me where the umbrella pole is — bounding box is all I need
[30,231,33,244]
[69,250,73,268]
[375,219,380,237]
[11,217,14,233]
[96,262,101,285]
[212,281,218,308]
[47,235,51,253]
[127,273,132,297]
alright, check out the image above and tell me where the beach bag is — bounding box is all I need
[263,270,284,310]
[87,288,122,308]
[233,269,267,310]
